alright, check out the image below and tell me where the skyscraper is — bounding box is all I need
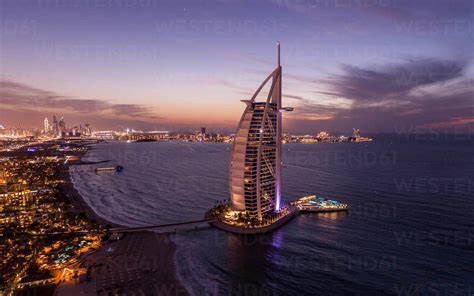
[200,127,207,141]
[229,43,291,221]
[352,128,360,139]
[43,117,49,134]
[58,117,66,138]
[84,123,91,136]
[52,115,59,137]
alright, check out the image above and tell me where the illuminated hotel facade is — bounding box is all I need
[229,43,291,221]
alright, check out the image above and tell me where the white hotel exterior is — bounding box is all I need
[229,43,292,221]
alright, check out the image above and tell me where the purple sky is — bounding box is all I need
[1,0,473,133]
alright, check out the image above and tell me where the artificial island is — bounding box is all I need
[207,43,348,234]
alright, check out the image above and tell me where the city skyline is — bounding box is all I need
[1,0,473,133]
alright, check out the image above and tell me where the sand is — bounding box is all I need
[55,232,188,296]
[56,148,189,296]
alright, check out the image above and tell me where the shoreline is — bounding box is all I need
[54,231,188,296]
[57,145,189,296]
[60,158,123,228]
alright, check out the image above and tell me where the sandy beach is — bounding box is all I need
[55,231,188,296]
[60,161,122,228]
[57,147,189,296]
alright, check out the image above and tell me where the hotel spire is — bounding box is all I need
[277,41,280,67]
[229,44,284,220]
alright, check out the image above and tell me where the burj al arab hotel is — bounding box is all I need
[229,43,293,221]
[208,43,347,233]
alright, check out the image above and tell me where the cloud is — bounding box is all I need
[268,0,473,21]
[364,0,473,21]
[224,52,273,66]
[284,72,317,84]
[283,57,473,133]
[322,58,465,103]
[283,94,305,101]
[0,79,163,128]
[203,76,246,90]
[421,117,474,129]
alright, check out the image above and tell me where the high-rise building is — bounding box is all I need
[58,117,66,138]
[352,128,360,138]
[84,123,91,136]
[52,115,59,136]
[43,117,49,134]
[200,127,207,141]
[229,43,291,221]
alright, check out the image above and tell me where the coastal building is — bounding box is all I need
[352,128,360,139]
[349,128,373,142]
[200,127,207,141]
[52,115,59,136]
[83,123,92,136]
[44,117,49,134]
[58,117,66,138]
[317,131,329,140]
[229,43,292,221]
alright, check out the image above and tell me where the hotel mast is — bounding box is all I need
[229,43,291,221]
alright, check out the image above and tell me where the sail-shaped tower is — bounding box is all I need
[208,43,345,234]
[229,43,290,221]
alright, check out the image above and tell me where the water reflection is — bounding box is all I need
[225,233,280,295]
[297,210,348,225]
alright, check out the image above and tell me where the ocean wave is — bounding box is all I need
[69,140,474,295]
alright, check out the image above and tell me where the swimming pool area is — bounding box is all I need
[293,195,348,212]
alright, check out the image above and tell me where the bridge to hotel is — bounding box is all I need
[110,218,217,233]
[24,218,216,237]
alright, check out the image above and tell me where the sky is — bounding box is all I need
[0,0,473,134]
